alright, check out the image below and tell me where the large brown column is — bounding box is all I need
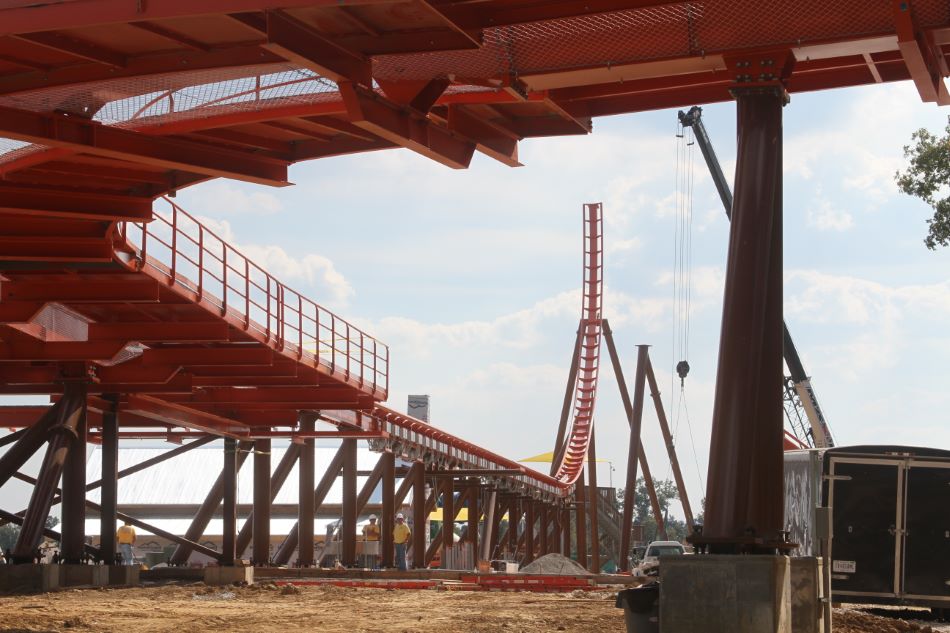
[703,87,785,553]
[507,498,519,558]
[620,345,649,571]
[587,431,601,574]
[297,413,316,567]
[99,397,119,565]
[441,477,454,552]
[381,451,395,568]
[538,503,549,555]
[523,500,535,565]
[411,464,426,568]
[561,508,571,557]
[341,438,357,566]
[252,438,271,566]
[467,481,479,556]
[60,391,88,564]
[221,437,238,565]
[575,471,587,569]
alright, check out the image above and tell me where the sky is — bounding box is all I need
[4,79,950,522]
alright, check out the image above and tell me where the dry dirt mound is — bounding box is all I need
[834,608,937,633]
[519,553,591,576]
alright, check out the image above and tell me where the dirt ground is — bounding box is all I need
[0,583,623,633]
[1,584,948,633]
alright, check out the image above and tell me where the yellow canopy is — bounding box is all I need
[519,450,608,463]
[428,509,510,522]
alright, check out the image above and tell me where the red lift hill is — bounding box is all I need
[0,0,948,616]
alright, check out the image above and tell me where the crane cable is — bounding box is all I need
[669,119,705,492]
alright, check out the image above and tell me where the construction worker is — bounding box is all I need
[362,514,380,568]
[393,513,411,571]
[116,520,136,566]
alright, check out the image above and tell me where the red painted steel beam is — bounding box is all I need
[140,347,273,366]
[162,386,362,403]
[0,183,153,221]
[1,278,159,303]
[262,10,372,86]
[446,105,521,166]
[0,302,45,322]
[0,339,126,362]
[894,0,950,104]
[339,82,475,169]
[15,31,127,67]
[0,105,289,186]
[0,237,114,262]
[122,394,249,438]
[87,321,231,343]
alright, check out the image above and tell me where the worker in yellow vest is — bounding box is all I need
[361,515,380,568]
[393,513,411,571]
[116,520,136,566]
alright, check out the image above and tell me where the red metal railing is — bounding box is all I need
[118,198,388,397]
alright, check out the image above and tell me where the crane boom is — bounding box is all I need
[677,106,835,448]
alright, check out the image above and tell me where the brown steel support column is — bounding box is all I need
[381,451,395,568]
[341,438,357,566]
[604,323,666,540]
[620,345,649,572]
[221,437,238,566]
[99,396,119,565]
[523,500,535,565]
[252,438,271,566]
[538,503,549,555]
[551,506,561,555]
[237,444,300,559]
[169,439,252,565]
[12,383,85,562]
[60,392,88,564]
[507,498,519,558]
[587,432,601,574]
[467,481,479,555]
[645,353,695,530]
[575,471,588,569]
[551,327,582,476]
[704,88,785,553]
[483,490,498,562]
[297,413,316,567]
[441,477,454,552]
[0,398,66,489]
[411,462,426,568]
[561,508,571,557]
[275,441,344,566]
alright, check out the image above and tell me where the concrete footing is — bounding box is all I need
[204,565,254,586]
[790,557,826,633]
[659,555,791,633]
[0,564,140,593]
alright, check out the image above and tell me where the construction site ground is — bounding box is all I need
[0,583,948,633]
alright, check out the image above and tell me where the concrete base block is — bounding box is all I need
[790,557,825,633]
[107,565,140,587]
[660,555,791,633]
[0,564,61,593]
[204,565,254,586]
[61,564,109,588]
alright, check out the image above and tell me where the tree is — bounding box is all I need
[895,118,950,249]
[0,515,60,553]
[616,477,690,544]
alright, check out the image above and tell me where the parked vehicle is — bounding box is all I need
[784,445,950,611]
[633,540,686,576]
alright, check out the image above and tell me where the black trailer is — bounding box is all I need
[784,445,950,610]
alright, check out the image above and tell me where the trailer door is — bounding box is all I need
[902,460,950,601]
[829,458,902,597]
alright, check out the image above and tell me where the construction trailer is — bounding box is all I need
[784,445,950,611]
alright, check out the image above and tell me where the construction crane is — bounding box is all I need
[677,106,835,449]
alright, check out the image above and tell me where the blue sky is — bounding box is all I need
[5,80,950,519]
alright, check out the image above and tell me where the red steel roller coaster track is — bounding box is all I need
[552,203,604,485]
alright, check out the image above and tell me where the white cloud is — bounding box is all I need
[806,197,853,231]
[180,181,283,215]
[240,245,354,307]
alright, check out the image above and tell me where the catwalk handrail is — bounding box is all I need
[117,198,388,397]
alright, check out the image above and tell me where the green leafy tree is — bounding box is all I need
[895,118,950,249]
[0,515,60,553]
[616,477,690,544]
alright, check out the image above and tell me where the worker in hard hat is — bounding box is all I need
[393,513,411,571]
[361,514,380,568]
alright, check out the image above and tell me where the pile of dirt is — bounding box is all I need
[518,553,592,576]
[834,608,937,633]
